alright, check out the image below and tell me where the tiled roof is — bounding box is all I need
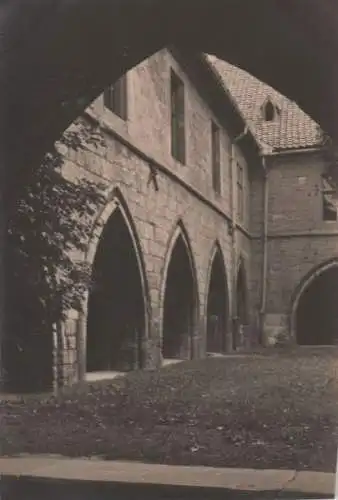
[206,55,324,152]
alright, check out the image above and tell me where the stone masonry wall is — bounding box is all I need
[260,151,338,344]
[59,49,255,386]
[249,168,264,328]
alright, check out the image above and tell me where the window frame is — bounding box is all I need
[236,161,244,222]
[103,74,128,120]
[170,69,186,164]
[211,121,221,195]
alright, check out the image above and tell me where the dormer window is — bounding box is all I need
[261,98,280,122]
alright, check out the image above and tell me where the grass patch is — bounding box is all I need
[1,349,337,472]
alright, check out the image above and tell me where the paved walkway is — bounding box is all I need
[0,456,335,496]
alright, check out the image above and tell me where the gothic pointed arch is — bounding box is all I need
[160,220,199,360]
[85,187,150,374]
[86,187,146,272]
[205,241,230,353]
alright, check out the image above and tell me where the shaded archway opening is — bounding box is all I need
[296,266,338,345]
[86,206,145,373]
[162,235,196,360]
[206,249,229,353]
[234,262,249,350]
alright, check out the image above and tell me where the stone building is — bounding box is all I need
[57,48,261,387]
[209,56,338,348]
[28,47,338,389]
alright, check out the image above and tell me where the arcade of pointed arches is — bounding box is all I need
[78,197,253,377]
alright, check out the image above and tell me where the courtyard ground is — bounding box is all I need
[1,348,337,472]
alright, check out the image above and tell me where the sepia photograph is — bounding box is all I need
[0,1,337,498]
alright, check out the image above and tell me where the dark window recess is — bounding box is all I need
[237,162,244,221]
[262,99,280,122]
[322,175,337,221]
[171,70,186,164]
[323,197,337,221]
[211,121,221,194]
[103,75,127,120]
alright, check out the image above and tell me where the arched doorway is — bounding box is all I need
[86,204,146,373]
[162,229,198,360]
[293,262,338,345]
[234,259,249,350]
[206,245,229,353]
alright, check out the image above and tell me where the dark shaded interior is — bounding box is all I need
[86,207,145,372]
[206,249,229,353]
[296,267,338,345]
[236,265,248,324]
[233,264,248,350]
[162,235,196,359]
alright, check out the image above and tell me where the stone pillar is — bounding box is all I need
[262,313,290,346]
[61,316,79,385]
[52,322,64,392]
[195,316,206,359]
[191,329,200,360]
[144,312,162,370]
[77,312,87,381]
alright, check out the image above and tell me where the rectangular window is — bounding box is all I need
[211,121,221,194]
[322,175,337,221]
[237,162,244,221]
[103,74,128,120]
[170,70,186,164]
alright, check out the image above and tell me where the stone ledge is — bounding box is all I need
[0,456,335,496]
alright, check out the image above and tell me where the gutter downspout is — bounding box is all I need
[259,155,269,346]
[230,126,249,351]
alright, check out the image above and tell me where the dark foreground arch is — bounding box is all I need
[2,0,338,183]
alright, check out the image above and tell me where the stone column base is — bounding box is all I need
[262,314,290,347]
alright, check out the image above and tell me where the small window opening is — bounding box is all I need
[170,70,186,164]
[211,121,221,194]
[236,162,244,222]
[103,75,128,120]
[261,99,279,122]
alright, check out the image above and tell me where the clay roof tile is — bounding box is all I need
[206,55,323,151]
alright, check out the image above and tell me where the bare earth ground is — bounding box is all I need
[1,348,337,472]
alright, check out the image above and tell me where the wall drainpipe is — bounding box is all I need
[259,155,269,346]
[230,126,249,351]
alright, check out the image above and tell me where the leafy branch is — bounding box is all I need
[7,118,106,337]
